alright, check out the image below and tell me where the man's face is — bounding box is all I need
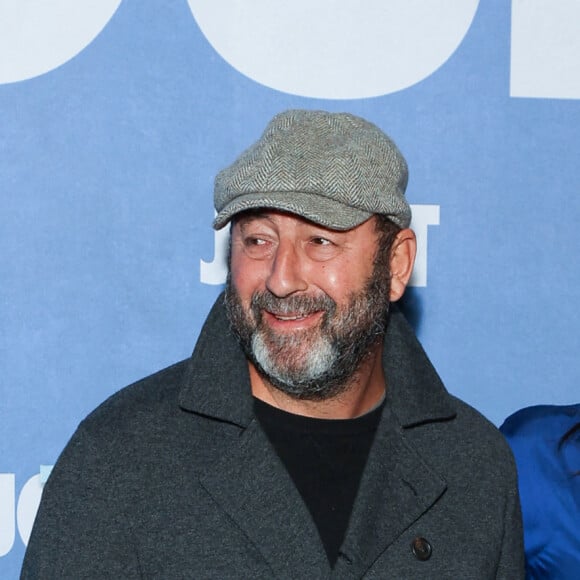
[226,210,392,400]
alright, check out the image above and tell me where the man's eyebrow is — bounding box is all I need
[235,212,275,229]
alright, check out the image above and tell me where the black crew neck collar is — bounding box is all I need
[253,396,385,435]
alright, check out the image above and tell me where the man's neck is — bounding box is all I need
[249,342,386,420]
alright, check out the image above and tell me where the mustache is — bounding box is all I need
[251,291,336,318]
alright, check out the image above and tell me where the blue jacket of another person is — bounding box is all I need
[501,404,580,579]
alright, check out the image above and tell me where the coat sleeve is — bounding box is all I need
[494,455,525,580]
[20,425,142,579]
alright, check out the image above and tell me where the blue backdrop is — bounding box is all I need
[2,1,579,575]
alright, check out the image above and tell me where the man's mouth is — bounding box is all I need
[272,313,310,321]
[263,309,324,328]
[251,291,336,328]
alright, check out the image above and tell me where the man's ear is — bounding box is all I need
[389,228,417,302]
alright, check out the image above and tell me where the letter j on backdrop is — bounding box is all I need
[0,468,52,555]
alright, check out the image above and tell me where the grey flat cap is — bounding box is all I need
[213,109,411,230]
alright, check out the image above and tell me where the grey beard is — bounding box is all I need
[224,265,391,401]
[251,328,337,392]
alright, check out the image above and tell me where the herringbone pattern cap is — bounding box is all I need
[213,109,411,230]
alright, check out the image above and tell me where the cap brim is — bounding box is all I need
[213,191,373,231]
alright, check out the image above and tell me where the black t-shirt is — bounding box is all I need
[254,397,383,566]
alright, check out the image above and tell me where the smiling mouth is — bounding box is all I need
[272,313,310,321]
[266,310,323,324]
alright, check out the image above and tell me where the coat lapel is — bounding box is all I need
[333,308,455,577]
[198,418,331,578]
[333,407,447,578]
[181,297,330,577]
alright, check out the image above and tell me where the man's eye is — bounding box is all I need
[242,237,273,258]
[311,237,332,246]
[245,237,267,246]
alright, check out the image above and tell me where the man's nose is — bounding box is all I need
[266,242,308,298]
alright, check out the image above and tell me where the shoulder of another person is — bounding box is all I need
[501,404,579,440]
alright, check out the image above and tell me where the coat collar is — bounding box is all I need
[177,294,456,576]
[178,294,456,429]
[178,293,255,427]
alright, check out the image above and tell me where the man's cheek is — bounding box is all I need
[248,299,263,327]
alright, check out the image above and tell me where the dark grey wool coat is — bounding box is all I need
[22,297,524,579]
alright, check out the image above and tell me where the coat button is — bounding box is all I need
[411,536,432,561]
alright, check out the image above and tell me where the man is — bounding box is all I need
[22,110,524,578]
